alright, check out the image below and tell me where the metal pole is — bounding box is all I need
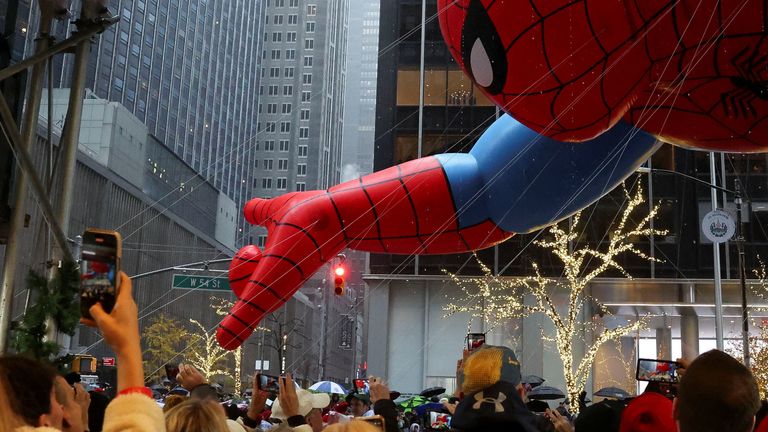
[45,22,94,341]
[647,159,655,278]
[710,152,725,350]
[735,179,750,366]
[414,0,426,276]
[0,7,55,352]
[721,154,731,279]
[319,277,328,380]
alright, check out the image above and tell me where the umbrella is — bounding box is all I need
[419,386,446,398]
[415,402,445,416]
[309,381,348,394]
[594,386,631,400]
[398,396,429,413]
[522,375,546,387]
[527,385,566,400]
[169,385,189,396]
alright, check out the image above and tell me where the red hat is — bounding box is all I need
[756,416,768,432]
[619,392,677,432]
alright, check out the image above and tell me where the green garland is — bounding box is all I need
[11,259,80,360]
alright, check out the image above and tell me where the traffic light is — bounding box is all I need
[333,264,345,296]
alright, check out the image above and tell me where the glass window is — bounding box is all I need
[277,178,287,190]
[299,127,309,139]
[282,103,292,114]
[288,14,298,24]
[298,145,308,157]
[307,4,317,16]
[278,159,288,170]
[303,56,313,67]
[305,22,315,32]
[297,164,307,176]
[296,182,306,191]
[279,140,289,151]
[304,39,314,50]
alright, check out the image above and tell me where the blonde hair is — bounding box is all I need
[462,347,503,393]
[165,399,229,432]
[163,394,188,413]
[324,420,382,432]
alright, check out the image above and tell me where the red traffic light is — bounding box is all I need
[333,264,346,296]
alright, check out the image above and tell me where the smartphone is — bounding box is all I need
[636,358,681,383]
[80,228,121,320]
[256,373,280,393]
[354,379,368,392]
[359,415,386,431]
[466,333,486,352]
[165,364,180,382]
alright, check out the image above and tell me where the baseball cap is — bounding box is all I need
[272,389,330,419]
[451,381,538,432]
[461,345,521,394]
[345,392,371,405]
[619,392,676,432]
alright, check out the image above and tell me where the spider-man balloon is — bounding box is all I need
[216,0,768,349]
[439,0,768,151]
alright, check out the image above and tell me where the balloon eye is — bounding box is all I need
[461,0,508,95]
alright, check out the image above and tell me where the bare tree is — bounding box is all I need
[263,311,305,374]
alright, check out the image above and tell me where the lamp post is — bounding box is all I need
[637,165,749,364]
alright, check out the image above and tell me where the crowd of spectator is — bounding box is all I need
[1,272,765,432]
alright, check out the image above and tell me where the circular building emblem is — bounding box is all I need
[702,209,736,243]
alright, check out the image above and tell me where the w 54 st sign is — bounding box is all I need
[171,274,230,291]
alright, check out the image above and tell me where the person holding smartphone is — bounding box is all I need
[272,374,329,432]
[82,271,165,431]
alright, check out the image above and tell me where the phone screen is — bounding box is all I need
[165,364,180,382]
[466,333,486,352]
[80,229,121,320]
[429,411,451,429]
[257,374,280,393]
[636,358,680,383]
[354,379,368,392]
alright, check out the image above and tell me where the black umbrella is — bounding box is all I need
[169,385,190,396]
[527,385,566,400]
[522,375,546,387]
[419,386,446,398]
[593,386,631,400]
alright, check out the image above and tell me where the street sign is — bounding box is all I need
[702,209,736,243]
[102,357,115,366]
[171,274,230,291]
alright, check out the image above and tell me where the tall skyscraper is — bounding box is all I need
[341,0,378,180]
[250,0,348,248]
[11,0,264,243]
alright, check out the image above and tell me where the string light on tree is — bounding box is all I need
[444,182,665,413]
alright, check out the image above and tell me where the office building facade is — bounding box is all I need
[7,0,264,244]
